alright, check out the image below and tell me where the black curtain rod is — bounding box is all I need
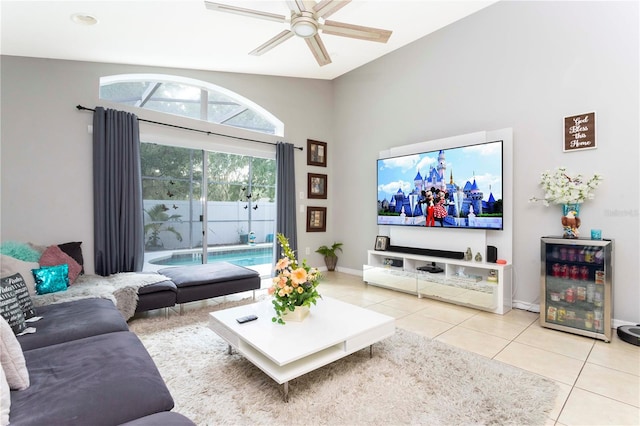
[76,105,303,150]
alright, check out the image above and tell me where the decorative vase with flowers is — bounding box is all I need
[529,167,603,238]
[269,233,321,324]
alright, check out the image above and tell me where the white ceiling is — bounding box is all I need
[0,0,497,80]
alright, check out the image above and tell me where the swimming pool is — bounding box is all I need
[149,246,274,267]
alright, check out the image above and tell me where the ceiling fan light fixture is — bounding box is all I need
[291,12,317,38]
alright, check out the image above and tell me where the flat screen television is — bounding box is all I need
[377,139,503,230]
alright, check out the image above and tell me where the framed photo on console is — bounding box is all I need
[374,235,390,251]
[307,207,327,232]
[307,139,327,167]
[308,173,327,199]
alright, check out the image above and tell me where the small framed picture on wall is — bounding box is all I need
[306,206,327,232]
[308,173,327,199]
[307,139,327,167]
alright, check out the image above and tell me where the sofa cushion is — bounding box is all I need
[118,412,196,426]
[0,274,36,320]
[57,241,85,275]
[10,331,174,426]
[158,262,259,288]
[0,317,29,391]
[39,245,82,284]
[33,264,68,295]
[0,256,39,297]
[17,298,129,351]
[135,280,177,313]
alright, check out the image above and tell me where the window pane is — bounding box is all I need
[99,75,284,136]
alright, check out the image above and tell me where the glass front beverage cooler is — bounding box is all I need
[540,237,613,342]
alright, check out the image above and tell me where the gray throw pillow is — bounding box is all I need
[0,281,27,334]
[0,273,36,319]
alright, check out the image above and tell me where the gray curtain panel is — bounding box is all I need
[275,142,298,257]
[93,107,144,276]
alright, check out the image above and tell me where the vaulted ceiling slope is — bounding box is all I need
[0,0,497,80]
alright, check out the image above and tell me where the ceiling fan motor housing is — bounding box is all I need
[291,11,318,37]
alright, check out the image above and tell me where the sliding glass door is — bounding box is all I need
[140,142,276,273]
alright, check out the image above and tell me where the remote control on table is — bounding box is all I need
[236,314,258,324]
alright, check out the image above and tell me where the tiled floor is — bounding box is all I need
[313,271,640,426]
[154,270,640,425]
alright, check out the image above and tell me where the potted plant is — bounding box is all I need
[143,204,183,250]
[315,242,343,271]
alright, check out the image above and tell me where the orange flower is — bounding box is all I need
[290,267,308,285]
[268,287,275,295]
[275,257,290,271]
[278,289,286,297]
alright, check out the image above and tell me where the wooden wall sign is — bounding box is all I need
[564,112,596,152]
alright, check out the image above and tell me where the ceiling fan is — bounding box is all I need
[204,0,392,66]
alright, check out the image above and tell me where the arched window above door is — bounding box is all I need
[99,74,284,136]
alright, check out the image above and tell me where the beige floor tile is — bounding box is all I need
[434,326,510,358]
[515,322,595,361]
[497,307,539,326]
[549,381,572,423]
[558,387,640,425]
[459,312,530,340]
[379,294,432,313]
[494,341,584,385]
[395,313,455,338]
[588,336,640,376]
[576,362,640,407]
[412,298,480,324]
[364,302,412,319]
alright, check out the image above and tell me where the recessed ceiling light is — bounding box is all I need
[71,13,98,26]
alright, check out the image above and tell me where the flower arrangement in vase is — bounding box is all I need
[529,167,603,238]
[529,167,603,206]
[269,233,321,324]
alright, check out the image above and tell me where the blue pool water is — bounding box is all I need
[149,247,273,267]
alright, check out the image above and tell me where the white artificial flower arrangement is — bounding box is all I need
[529,167,603,206]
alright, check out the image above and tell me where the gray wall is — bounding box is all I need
[333,1,639,323]
[1,1,638,324]
[0,58,334,274]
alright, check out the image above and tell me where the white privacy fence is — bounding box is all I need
[143,199,276,251]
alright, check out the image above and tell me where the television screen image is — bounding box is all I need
[377,140,503,230]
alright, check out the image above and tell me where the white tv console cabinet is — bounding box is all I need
[363,250,512,314]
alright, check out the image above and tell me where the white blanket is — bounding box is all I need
[32,272,171,320]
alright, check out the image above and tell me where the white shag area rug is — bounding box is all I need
[129,299,558,426]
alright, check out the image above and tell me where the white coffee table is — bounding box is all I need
[208,296,395,401]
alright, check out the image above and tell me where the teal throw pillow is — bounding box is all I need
[0,241,41,263]
[33,264,69,295]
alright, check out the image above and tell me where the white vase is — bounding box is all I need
[282,305,310,322]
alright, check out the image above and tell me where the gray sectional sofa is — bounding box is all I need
[135,262,262,315]
[10,298,195,425]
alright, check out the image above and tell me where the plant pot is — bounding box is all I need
[324,256,338,271]
[281,305,310,322]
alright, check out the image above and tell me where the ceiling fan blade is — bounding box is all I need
[305,34,332,66]
[321,20,392,43]
[286,0,314,14]
[204,1,287,23]
[249,30,295,56]
[313,0,351,19]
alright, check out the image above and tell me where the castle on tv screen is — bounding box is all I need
[377,143,503,229]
